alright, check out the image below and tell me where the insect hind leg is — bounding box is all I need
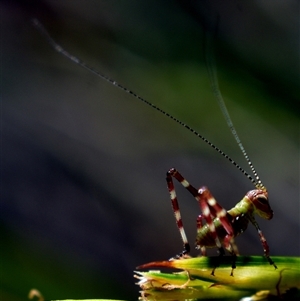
[196,213,227,275]
[166,168,237,275]
[197,187,237,275]
[166,168,193,259]
[166,169,230,256]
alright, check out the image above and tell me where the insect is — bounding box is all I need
[32,19,276,276]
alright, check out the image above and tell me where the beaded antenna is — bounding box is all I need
[33,19,276,275]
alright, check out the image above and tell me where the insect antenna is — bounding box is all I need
[32,19,264,190]
[204,31,265,191]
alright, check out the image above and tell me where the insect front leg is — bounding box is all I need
[247,215,277,269]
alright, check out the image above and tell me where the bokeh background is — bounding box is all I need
[2,0,299,300]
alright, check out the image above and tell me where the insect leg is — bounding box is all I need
[248,215,277,269]
[196,214,207,256]
[166,168,237,274]
[166,168,196,258]
[197,187,238,275]
[222,234,238,276]
[166,169,227,263]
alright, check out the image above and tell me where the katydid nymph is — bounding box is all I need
[33,19,276,276]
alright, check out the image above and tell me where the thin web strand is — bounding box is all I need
[32,19,259,188]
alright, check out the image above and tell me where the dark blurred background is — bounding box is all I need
[1,0,299,300]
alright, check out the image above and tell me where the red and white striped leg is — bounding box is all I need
[248,215,277,269]
[196,214,207,256]
[196,187,240,275]
[166,168,239,274]
[166,170,232,247]
[166,168,195,258]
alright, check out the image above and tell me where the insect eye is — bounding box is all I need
[257,197,268,205]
